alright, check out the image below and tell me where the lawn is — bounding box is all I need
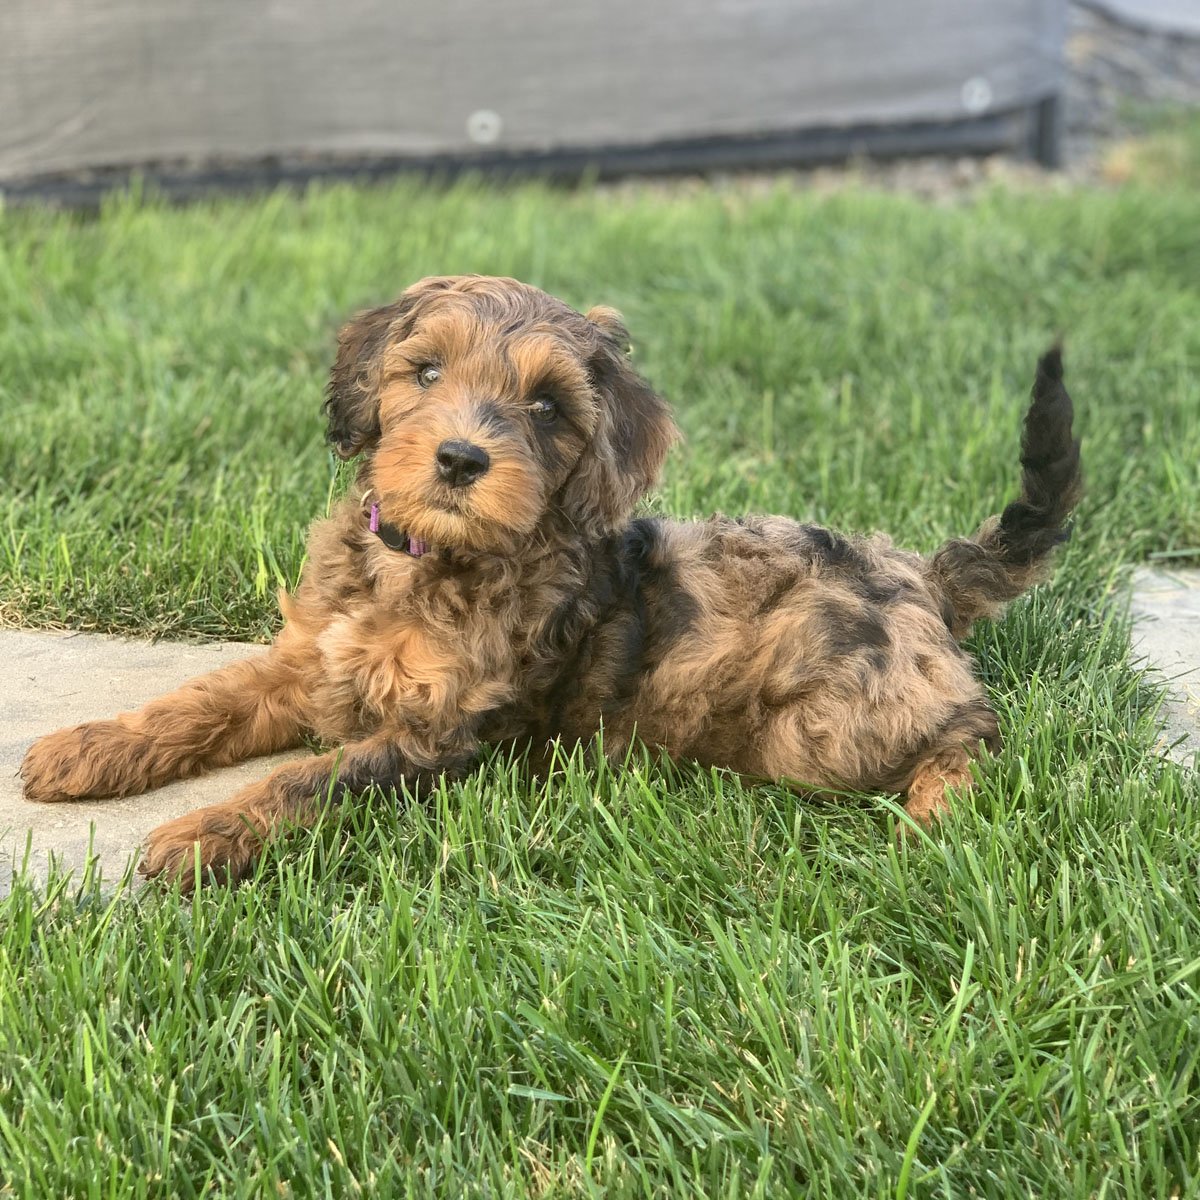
[1,160,1199,1198]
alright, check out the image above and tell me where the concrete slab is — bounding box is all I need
[1130,567,1200,768]
[0,630,299,893]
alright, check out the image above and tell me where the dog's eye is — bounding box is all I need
[530,395,559,422]
[416,365,441,388]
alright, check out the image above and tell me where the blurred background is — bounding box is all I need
[2,11,1199,1194]
[2,0,1197,203]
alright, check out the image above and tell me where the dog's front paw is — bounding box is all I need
[21,721,142,803]
[140,806,262,892]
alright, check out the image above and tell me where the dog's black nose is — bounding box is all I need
[435,439,490,488]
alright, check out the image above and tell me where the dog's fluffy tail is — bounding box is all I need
[929,346,1082,640]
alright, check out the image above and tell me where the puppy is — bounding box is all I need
[20,275,1081,888]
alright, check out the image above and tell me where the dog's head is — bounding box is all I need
[324,275,678,552]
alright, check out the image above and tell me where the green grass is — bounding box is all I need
[1,161,1199,1197]
[1107,105,1200,192]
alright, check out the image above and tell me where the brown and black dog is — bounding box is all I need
[20,275,1081,889]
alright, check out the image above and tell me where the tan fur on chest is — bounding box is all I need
[298,603,514,745]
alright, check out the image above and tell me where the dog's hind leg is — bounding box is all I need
[902,746,976,831]
[20,650,308,804]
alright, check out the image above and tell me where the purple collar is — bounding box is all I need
[369,503,429,557]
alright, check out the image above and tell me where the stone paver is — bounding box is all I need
[0,630,297,893]
[1130,567,1200,768]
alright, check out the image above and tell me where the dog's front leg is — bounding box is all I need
[138,731,475,890]
[20,649,309,804]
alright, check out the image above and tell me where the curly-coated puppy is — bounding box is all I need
[21,276,1081,888]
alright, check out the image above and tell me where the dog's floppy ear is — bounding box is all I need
[562,306,679,534]
[323,277,454,459]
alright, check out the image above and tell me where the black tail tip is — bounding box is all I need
[1035,342,1064,387]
